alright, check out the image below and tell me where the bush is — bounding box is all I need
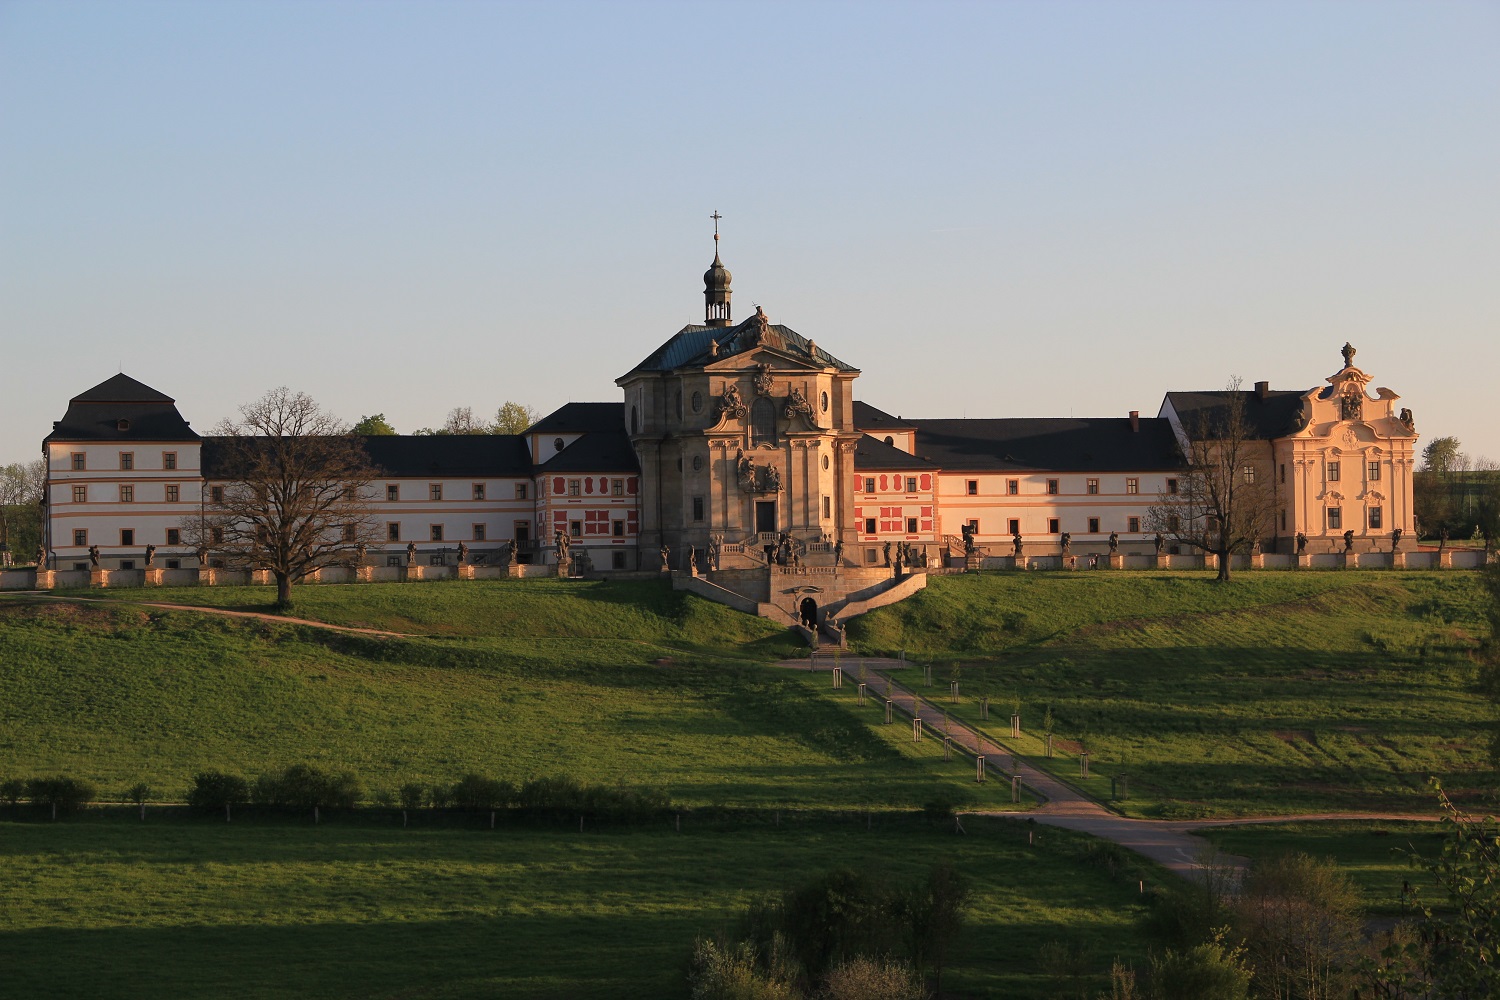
[24,776,96,816]
[449,773,515,811]
[124,782,152,806]
[1149,934,1252,1000]
[821,956,927,1000]
[1232,851,1361,1000]
[920,791,968,823]
[187,771,250,813]
[252,764,361,811]
[0,778,24,806]
[687,938,796,1000]
[398,782,426,810]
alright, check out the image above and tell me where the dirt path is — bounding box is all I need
[0,591,415,637]
[779,654,1436,882]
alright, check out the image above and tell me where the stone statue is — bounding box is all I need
[783,386,813,419]
[1251,537,1262,555]
[892,546,904,576]
[1107,531,1118,554]
[708,533,722,571]
[1391,527,1402,552]
[1340,386,1363,422]
[709,339,719,358]
[688,544,698,573]
[1153,533,1164,553]
[1341,342,1356,368]
[1399,407,1415,432]
[921,544,929,568]
[457,541,469,565]
[833,538,844,565]
[719,384,747,420]
[882,541,891,567]
[960,523,976,554]
[144,544,156,568]
[752,362,775,398]
[34,544,46,569]
[196,544,208,567]
[1012,533,1023,558]
[406,541,417,566]
[1438,526,1448,554]
[660,544,671,570]
[1294,397,1313,431]
[88,544,100,568]
[1342,529,1355,553]
[498,539,514,566]
[355,542,367,565]
[763,464,782,492]
[554,529,570,565]
[1060,532,1071,555]
[736,450,755,490]
[1295,532,1308,555]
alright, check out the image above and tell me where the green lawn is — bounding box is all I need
[857,571,1493,817]
[0,815,1156,999]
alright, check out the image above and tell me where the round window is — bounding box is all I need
[692,456,703,471]
[822,455,830,470]
[820,391,829,412]
[691,391,703,413]
[554,437,565,451]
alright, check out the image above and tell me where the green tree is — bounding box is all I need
[1232,851,1362,1000]
[1149,933,1253,1000]
[351,413,397,435]
[906,863,969,991]
[1422,436,1467,475]
[493,401,541,435]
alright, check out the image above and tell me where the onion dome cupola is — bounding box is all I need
[704,210,732,328]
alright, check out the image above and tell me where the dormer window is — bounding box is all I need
[116,419,131,431]
[554,437,565,452]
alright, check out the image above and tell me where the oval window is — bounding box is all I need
[692,456,703,471]
[822,455,830,470]
[554,437,565,452]
[820,391,829,412]
[691,391,703,413]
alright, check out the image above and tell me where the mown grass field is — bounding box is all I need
[858,571,1494,816]
[0,815,1155,1000]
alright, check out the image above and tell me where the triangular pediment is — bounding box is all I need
[705,347,826,373]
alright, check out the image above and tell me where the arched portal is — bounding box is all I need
[799,597,818,629]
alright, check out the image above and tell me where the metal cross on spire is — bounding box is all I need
[710,210,722,245]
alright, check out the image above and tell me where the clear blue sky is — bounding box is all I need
[3,1,1497,462]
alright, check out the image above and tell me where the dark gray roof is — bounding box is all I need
[537,432,639,474]
[1163,390,1308,441]
[526,402,625,435]
[854,434,939,471]
[203,435,534,480]
[622,313,857,375]
[912,417,1185,473]
[46,374,197,442]
[852,401,916,431]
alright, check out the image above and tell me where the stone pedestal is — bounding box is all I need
[1152,553,1167,570]
[1250,553,1266,570]
[458,564,475,580]
[357,566,374,583]
[1106,552,1123,570]
[1010,555,1027,571]
[198,568,215,587]
[145,568,165,587]
[1438,551,1453,570]
[1204,553,1218,574]
[506,562,523,578]
[90,569,108,588]
[1342,552,1359,570]
[34,569,55,590]
[250,569,272,586]
[964,552,982,572]
[1391,552,1407,570]
[1295,553,1312,570]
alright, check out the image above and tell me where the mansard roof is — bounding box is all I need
[46,373,197,443]
[202,435,534,480]
[526,402,625,435]
[536,431,639,474]
[1162,389,1308,441]
[852,401,917,431]
[911,417,1185,473]
[622,312,857,376]
[854,434,939,472]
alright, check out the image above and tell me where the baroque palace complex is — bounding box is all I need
[37,247,1422,587]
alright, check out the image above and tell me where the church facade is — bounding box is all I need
[34,249,1421,576]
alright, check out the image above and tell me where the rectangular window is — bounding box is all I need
[569,521,582,538]
[472,483,486,501]
[72,485,87,503]
[1242,465,1255,484]
[1167,514,1180,533]
[1327,507,1342,530]
[567,480,581,497]
[1369,506,1383,529]
[73,529,87,547]
[966,480,978,496]
[1088,517,1100,533]
[1280,510,1287,530]
[429,484,443,501]
[1126,478,1139,495]
[1007,479,1019,495]
[823,495,832,519]
[1047,518,1060,534]
[1367,461,1381,481]
[864,517,877,535]
[612,550,626,570]
[1086,478,1099,495]
[429,554,444,566]
[120,560,135,571]
[905,477,918,494]
[1279,463,1286,484]
[864,477,876,494]
[515,483,528,500]
[613,519,625,537]
[1327,461,1340,482]
[166,528,181,546]
[120,529,134,546]
[430,524,443,541]
[906,516,918,534]
[119,452,134,471]
[1008,518,1020,535]
[211,527,224,544]
[386,555,401,567]
[119,485,134,503]
[612,479,624,497]
[386,484,400,502]
[866,547,878,564]
[1127,516,1141,533]
[71,453,86,471]
[387,522,401,542]
[692,496,704,521]
[1046,479,1059,495]
[165,559,180,569]
[165,484,180,502]
[341,524,356,542]
[210,485,225,504]
[1166,478,1178,495]
[967,518,979,535]
[473,523,486,541]
[163,452,177,471]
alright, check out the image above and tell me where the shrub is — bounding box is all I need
[1232,851,1361,1000]
[124,782,152,806]
[398,782,426,810]
[0,778,24,806]
[25,776,96,816]
[1149,934,1252,1000]
[821,956,927,1000]
[449,773,515,812]
[253,764,360,810]
[428,783,453,809]
[187,771,250,813]
[920,791,968,823]
[687,938,797,1000]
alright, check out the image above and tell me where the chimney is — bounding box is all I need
[1255,380,1269,399]
[1129,410,1139,433]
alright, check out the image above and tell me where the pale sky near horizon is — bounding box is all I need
[2,1,1497,463]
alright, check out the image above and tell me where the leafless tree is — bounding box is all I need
[0,459,47,564]
[188,388,379,608]
[1148,378,1278,582]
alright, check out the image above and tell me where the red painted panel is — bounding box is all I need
[627,477,638,494]
[919,474,931,490]
[921,506,932,517]
[854,507,862,519]
[585,478,594,494]
[552,477,565,495]
[921,520,932,531]
[879,475,888,491]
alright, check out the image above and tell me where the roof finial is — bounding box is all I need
[1341,342,1356,368]
[710,210,722,251]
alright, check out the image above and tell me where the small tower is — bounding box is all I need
[704,211,732,328]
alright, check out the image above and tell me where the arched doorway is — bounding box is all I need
[799,597,818,629]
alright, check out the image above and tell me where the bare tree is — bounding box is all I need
[1149,378,1277,582]
[0,459,47,565]
[192,388,379,608]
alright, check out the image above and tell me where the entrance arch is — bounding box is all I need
[799,597,818,629]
